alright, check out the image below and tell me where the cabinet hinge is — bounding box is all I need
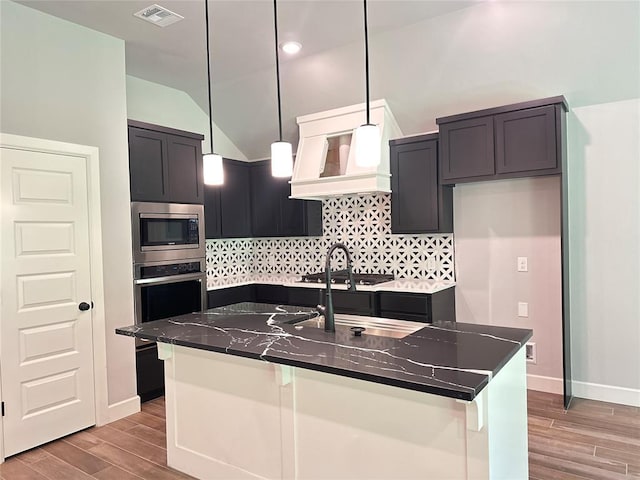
[1,401,5,417]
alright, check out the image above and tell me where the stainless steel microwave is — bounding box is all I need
[131,202,205,263]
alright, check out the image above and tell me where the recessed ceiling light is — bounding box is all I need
[281,41,302,55]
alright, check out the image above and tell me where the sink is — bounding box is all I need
[290,314,425,339]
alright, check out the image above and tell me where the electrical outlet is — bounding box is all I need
[525,342,537,364]
[517,257,528,272]
[518,302,529,318]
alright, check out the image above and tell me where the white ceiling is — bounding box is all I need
[16,0,481,159]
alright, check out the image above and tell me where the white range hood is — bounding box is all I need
[290,99,402,199]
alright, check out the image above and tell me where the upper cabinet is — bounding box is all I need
[128,120,204,204]
[205,159,252,239]
[436,96,568,185]
[389,134,453,234]
[250,160,322,238]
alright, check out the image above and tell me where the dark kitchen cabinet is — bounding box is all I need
[436,96,567,185]
[205,159,252,239]
[250,160,322,238]
[377,288,455,323]
[332,290,376,316]
[207,284,255,308]
[136,344,164,402]
[128,120,204,204]
[390,134,453,233]
[288,287,374,316]
[288,287,324,308]
[254,284,289,304]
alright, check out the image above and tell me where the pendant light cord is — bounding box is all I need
[205,0,215,153]
[273,0,283,142]
[364,0,370,125]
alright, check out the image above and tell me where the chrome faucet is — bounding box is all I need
[317,242,356,332]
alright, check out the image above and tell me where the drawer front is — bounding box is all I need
[254,284,288,304]
[379,292,430,315]
[332,291,375,315]
[288,287,323,308]
[207,285,254,308]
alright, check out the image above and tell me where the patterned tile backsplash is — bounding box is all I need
[205,193,455,281]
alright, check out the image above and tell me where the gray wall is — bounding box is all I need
[1,0,136,406]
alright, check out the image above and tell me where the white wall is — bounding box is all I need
[0,1,136,407]
[568,99,640,404]
[454,177,563,390]
[126,76,247,161]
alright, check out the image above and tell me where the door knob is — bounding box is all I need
[78,302,91,311]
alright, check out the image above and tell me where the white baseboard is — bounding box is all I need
[527,374,563,394]
[105,396,141,424]
[572,380,640,407]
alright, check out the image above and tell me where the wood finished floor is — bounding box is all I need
[1,391,638,479]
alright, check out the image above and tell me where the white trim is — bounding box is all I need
[0,133,110,428]
[526,374,563,395]
[572,380,640,407]
[107,396,141,423]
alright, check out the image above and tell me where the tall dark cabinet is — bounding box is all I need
[389,134,453,234]
[249,160,322,238]
[205,159,252,239]
[128,120,204,204]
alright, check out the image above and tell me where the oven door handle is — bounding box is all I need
[134,272,205,285]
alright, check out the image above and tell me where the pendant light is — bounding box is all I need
[270,0,293,178]
[203,0,224,185]
[355,0,380,168]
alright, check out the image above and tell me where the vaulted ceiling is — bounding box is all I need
[15,0,481,158]
[16,1,640,159]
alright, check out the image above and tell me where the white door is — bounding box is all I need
[0,146,95,457]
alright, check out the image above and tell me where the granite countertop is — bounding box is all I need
[116,302,531,401]
[206,274,456,294]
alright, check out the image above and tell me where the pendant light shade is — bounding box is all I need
[203,0,223,185]
[271,141,293,177]
[355,0,380,168]
[355,123,380,167]
[203,153,224,185]
[271,0,293,178]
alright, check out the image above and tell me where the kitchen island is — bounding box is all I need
[116,302,532,479]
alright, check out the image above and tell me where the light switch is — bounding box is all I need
[517,257,528,272]
[518,302,529,318]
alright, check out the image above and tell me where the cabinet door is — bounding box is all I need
[254,284,288,304]
[391,140,440,233]
[250,162,280,237]
[128,127,169,202]
[439,116,494,183]
[288,287,323,308]
[332,291,375,315]
[167,135,203,204]
[207,285,255,308]
[204,186,222,239]
[495,105,558,175]
[220,160,252,238]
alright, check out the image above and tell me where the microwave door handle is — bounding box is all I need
[134,272,204,285]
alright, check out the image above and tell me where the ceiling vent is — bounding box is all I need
[134,4,184,27]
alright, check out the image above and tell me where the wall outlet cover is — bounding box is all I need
[526,342,537,364]
[518,302,529,318]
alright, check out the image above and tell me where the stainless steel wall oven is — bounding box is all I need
[131,202,207,401]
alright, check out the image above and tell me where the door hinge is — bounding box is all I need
[1,401,5,416]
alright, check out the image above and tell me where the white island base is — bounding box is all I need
[157,344,528,480]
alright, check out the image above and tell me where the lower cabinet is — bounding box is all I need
[136,344,165,402]
[207,284,456,323]
[207,285,255,308]
[378,289,456,323]
[254,284,288,304]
